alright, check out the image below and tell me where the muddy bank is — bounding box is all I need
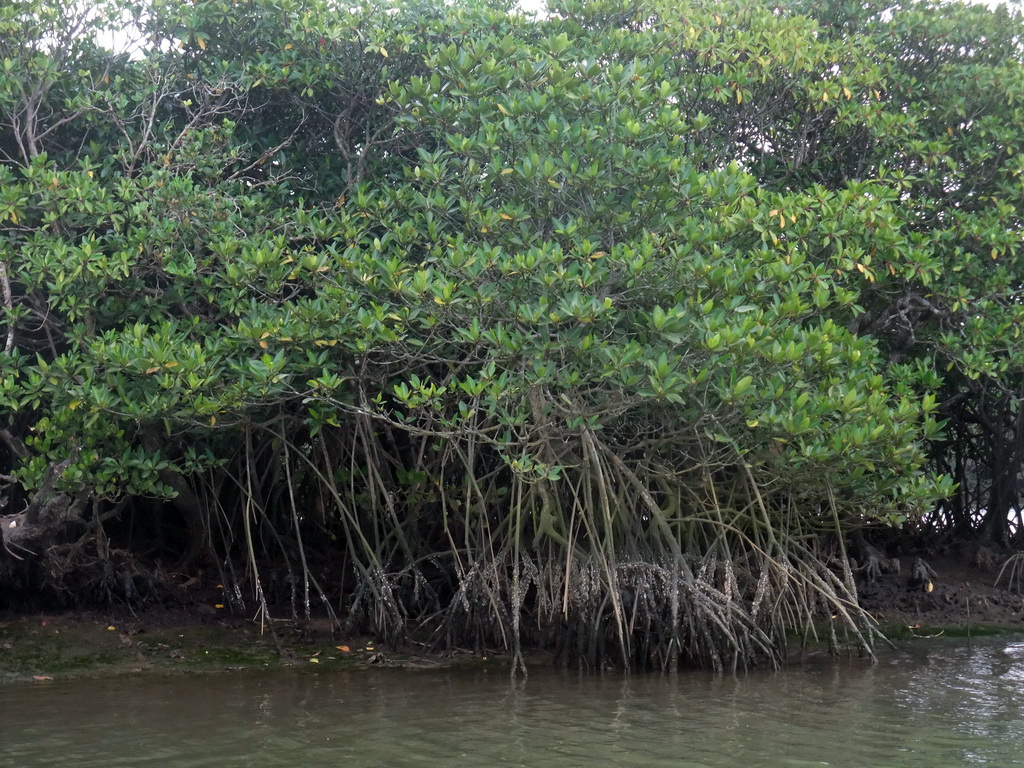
[3,551,1024,683]
[855,551,1024,634]
[0,608,509,685]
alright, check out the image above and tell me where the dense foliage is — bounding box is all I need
[0,0,1020,670]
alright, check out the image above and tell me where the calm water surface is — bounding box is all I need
[3,639,1024,767]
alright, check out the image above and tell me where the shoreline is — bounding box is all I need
[5,548,1023,684]
[4,565,1024,684]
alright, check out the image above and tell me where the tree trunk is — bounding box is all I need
[141,431,208,568]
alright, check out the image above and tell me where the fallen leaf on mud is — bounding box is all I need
[32,676,53,681]
[107,626,116,631]
[336,645,350,652]
[309,658,320,663]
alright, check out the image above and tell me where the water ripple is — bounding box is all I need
[3,639,1024,767]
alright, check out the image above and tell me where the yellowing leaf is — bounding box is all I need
[69,401,81,411]
[499,213,513,220]
[259,340,269,349]
[164,361,178,368]
[379,46,388,57]
[821,91,829,102]
[209,415,217,426]
[9,211,16,224]
[856,262,866,273]
[196,36,206,50]
[842,86,852,99]
[500,168,514,175]
[497,103,510,116]
[746,419,759,428]
[992,248,998,259]
[735,89,742,104]
[547,178,561,188]
[284,43,293,50]
[145,366,160,374]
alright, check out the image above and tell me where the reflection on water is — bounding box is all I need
[3,639,1024,767]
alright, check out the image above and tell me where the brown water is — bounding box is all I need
[3,639,1024,767]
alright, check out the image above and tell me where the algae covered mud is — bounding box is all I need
[0,611,458,684]
[3,637,1024,768]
